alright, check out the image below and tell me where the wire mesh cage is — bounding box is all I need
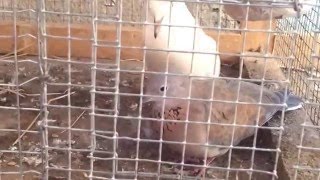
[0,0,319,179]
[274,1,320,178]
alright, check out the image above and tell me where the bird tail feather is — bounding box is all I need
[274,90,303,111]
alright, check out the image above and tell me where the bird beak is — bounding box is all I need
[153,16,164,38]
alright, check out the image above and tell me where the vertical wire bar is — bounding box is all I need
[247,6,279,180]
[12,0,23,178]
[179,1,200,176]
[226,1,250,179]
[66,0,72,178]
[265,13,287,180]
[202,0,223,177]
[37,0,49,178]
[89,0,98,178]
[134,0,149,178]
[113,0,123,177]
[156,1,174,179]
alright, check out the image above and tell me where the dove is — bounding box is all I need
[222,0,316,21]
[142,74,303,174]
[144,0,220,77]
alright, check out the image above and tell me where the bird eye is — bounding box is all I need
[160,86,168,92]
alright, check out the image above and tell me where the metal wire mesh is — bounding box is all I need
[275,1,320,125]
[0,0,42,179]
[274,1,320,178]
[0,0,319,179]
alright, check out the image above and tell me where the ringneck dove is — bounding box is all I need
[142,74,303,161]
[144,0,220,77]
[223,0,316,21]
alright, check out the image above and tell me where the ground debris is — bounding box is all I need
[23,156,42,167]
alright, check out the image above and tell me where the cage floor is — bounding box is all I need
[0,56,317,179]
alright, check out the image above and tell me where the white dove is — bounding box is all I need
[144,0,221,77]
[223,0,316,21]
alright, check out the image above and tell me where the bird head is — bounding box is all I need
[142,73,191,104]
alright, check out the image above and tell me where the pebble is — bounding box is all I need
[7,161,16,166]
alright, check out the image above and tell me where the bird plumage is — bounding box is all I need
[144,0,221,77]
[142,74,303,159]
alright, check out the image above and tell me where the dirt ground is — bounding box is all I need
[0,56,316,180]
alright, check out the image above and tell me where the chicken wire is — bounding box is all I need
[0,0,318,179]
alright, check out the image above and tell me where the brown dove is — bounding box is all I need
[142,73,303,173]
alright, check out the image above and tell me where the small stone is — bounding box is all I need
[23,156,42,167]
[51,134,59,138]
[0,97,6,102]
[7,161,16,166]
[105,99,113,105]
[129,103,138,111]
[9,146,17,151]
[121,80,130,87]
[161,165,174,172]
[18,67,25,72]
[52,138,62,147]
[83,172,88,177]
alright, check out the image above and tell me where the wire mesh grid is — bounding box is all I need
[275,0,320,125]
[0,0,319,179]
[0,0,42,179]
[274,0,320,178]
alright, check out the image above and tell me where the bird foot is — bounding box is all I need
[170,157,216,178]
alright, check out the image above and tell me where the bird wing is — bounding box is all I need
[145,79,290,158]
[207,79,284,146]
